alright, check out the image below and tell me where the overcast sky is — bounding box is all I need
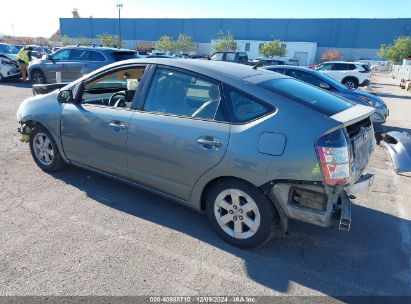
[1,0,411,37]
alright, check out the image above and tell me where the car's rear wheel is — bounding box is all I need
[206,179,279,248]
[29,125,65,172]
[31,69,46,84]
[342,77,358,89]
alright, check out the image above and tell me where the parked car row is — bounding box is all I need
[17,58,376,248]
[263,65,387,124]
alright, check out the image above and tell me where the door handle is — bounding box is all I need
[197,136,222,149]
[109,121,126,132]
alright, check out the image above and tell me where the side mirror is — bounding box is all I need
[319,82,331,90]
[57,90,73,103]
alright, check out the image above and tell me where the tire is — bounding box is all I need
[206,178,279,248]
[31,69,46,84]
[0,73,4,82]
[342,77,358,89]
[29,125,66,172]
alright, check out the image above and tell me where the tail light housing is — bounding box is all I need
[316,129,350,186]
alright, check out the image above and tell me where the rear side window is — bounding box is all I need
[223,85,275,123]
[259,78,354,116]
[90,51,106,62]
[332,63,356,70]
[111,51,139,61]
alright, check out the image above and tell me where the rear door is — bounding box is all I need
[126,66,230,200]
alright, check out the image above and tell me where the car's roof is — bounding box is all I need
[59,45,136,52]
[322,61,362,64]
[106,58,287,83]
[263,65,310,70]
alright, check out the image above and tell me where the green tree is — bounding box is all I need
[379,36,411,63]
[61,35,71,46]
[260,40,287,58]
[213,31,237,52]
[154,35,175,52]
[175,34,195,53]
[97,33,124,48]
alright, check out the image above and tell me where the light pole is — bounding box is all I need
[116,4,123,48]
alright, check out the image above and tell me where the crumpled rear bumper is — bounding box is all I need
[267,173,374,232]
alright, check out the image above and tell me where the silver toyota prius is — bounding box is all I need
[17,59,375,248]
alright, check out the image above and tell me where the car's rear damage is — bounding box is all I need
[261,108,375,234]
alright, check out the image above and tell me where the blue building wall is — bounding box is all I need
[60,18,411,49]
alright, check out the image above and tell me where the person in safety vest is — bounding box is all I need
[17,46,33,82]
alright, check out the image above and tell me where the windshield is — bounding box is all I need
[259,78,354,116]
[0,44,19,54]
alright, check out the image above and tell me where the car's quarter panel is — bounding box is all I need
[61,104,133,177]
[127,112,230,200]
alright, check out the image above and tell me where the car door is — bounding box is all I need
[61,65,148,178]
[126,66,230,200]
[63,49,91,81]
[43,49,71,82]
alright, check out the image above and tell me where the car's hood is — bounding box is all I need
[29,58,45,65]
[16,90,60,122]
[0,53,18,61]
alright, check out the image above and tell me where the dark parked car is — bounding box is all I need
[18,59,375,248]
[253,58,286,66]
[209,51,250,64]
[28,46,140,84]
[262,65,388,124]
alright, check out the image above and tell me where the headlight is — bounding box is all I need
[357,96,382,108]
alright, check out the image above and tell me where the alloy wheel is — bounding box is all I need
[214,189,261,239]
[32,72,45,84]
[33,132,54,165]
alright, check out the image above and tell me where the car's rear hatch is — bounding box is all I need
[331,105,375,183]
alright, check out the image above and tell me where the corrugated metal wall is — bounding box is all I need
[60,18,411,49]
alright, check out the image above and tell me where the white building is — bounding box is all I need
[207,40,317,66]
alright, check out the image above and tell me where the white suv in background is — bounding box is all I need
[315,61,371,89]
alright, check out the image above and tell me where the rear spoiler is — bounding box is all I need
[32,83,68,96]
[330,105,375,127]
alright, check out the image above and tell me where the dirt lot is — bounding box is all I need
[0,73,410,297]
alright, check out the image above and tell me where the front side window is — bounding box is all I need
[223,85,274,123]
[51,49,71,61]
[143,68,224,121]
[80,67,146,107]
[317,63,332,71]
[69,49,90,61]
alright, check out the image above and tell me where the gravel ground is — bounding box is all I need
[0,73,410,297]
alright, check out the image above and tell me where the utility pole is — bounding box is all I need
[116,4,123,48]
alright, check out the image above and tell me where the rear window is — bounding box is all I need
[111,51,139,61]
[259,78,354,116]
[223,85,275,123]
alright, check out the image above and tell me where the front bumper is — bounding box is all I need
[268,173,374,231]
[371,107,389,124]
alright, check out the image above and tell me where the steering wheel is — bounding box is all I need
[109,92,127,107]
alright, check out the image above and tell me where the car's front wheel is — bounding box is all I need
[342,77,359,89]
[206,179,279,248]
[29,125,66,172]
[31,69,46,84]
